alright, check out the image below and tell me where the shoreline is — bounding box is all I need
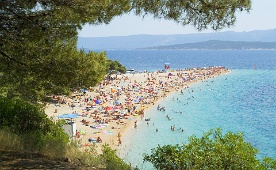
[44,67,230,153]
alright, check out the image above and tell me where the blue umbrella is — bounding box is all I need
[115,100,121,105]
[95,100,101,104]
[57,113,78,119]
[80,89,87,93]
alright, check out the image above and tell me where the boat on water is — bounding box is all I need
[126,68,135,73]
[127,68,135,72]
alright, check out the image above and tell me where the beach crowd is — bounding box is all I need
[45,66,229,151]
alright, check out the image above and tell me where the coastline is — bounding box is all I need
[44,66,230,153]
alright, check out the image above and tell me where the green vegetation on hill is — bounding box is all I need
[146,40,276,50]
[0,97,68,155]
[0,97,132,169]
[78,29,276,50]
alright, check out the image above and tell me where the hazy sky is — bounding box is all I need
[78,0,276,37]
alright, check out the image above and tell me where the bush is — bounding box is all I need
[101,144,131,170]
[0,97,69,156]
[0,97,132,169]
[144,128,276,170]
[0,129,23,151]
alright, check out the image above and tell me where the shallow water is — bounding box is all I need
[118,69,276,169]
[103,49,276,169]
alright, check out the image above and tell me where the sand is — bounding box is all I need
[45,67,230,152]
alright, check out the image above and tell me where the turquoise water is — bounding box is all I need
[117,69,276,169]
[104,50,276,169]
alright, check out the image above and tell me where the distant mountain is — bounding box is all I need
[78,28,276,50]
[144,40,276,50]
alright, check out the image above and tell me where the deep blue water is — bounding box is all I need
[105,49,276,71]
[105,50,276,169]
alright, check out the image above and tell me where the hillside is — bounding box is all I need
[78,28,276,50]
[0,150,89,170]
[144,40,276,50]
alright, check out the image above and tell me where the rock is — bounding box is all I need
[64,157,71,163]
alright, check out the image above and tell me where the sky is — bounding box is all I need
[78,0,276,37]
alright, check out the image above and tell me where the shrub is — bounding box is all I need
[0,97,69,156]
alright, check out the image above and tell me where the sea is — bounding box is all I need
[104,49,276,169]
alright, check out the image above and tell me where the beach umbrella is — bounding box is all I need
[95,100,101,104]
[115,100,121,105]
[80,88,87,93]
[111,88,116,93]
[106,106,113,111]
[57,113,78,119]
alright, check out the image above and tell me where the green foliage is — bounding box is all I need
[0,1,128,102]
[261,157,276,170]
[0,97,47,133]
[0,97,69,156]
[60,142,132,169]
[0,129,23,151]
[101,144,131,170]
[107,60,127,74]
[0,38,109,102]
[144,128,275,170]
[131,0,251,31]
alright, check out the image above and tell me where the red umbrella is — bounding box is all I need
[105,106,113,111]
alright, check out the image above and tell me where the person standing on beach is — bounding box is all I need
[134,120,137,129]
[117,132,121,138]
[118,137,122,146]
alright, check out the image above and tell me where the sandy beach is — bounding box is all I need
[45,66,230,152]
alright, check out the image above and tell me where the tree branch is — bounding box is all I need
[0,49,27,66]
